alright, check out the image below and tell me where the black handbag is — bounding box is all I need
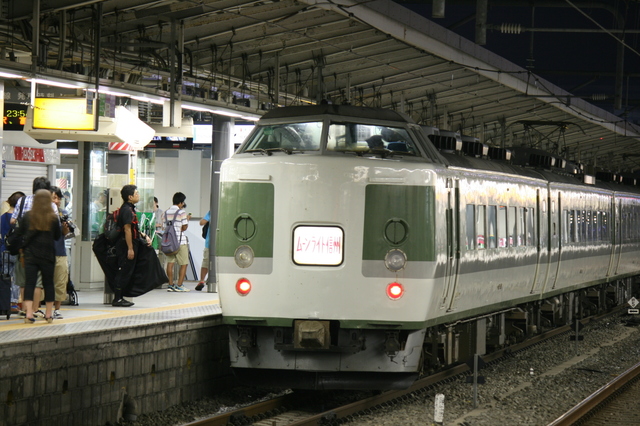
[4,196,26,256]
[5,217,23,256]
[202,221,209,239]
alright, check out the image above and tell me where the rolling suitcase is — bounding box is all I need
[0,251,11,320]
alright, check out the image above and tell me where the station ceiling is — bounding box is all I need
[1,0,639,172]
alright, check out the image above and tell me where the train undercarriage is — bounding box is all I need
[229,278,639,390]
[422,277,640,374]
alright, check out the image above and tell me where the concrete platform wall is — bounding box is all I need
[0,316,232,426]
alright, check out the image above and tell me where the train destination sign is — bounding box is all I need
[293,226,343,266]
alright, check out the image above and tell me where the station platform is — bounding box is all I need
[0,281,221,344]
[1,280,230,426]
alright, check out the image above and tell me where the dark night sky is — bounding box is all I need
[396,1,640,122]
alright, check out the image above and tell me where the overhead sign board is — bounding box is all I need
[32,98,96,130]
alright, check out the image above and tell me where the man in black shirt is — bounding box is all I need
[112,185,151,307]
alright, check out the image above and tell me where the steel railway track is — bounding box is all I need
[184,310,621,426]
[548,359,640,426]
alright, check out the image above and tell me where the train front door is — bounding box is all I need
[443,178,460,311]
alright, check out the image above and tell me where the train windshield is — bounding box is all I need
[240,122,322,153]
[238,120,420,158]
[326,122,418,157]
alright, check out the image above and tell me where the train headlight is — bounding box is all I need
[384,249,407,272]
[236,278,252,296]
[386,282,404,300]
[234,245,254,268]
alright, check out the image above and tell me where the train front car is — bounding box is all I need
[217,105,447,390]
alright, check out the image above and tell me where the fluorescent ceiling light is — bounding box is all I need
[86,88,131,98]
[181,101,261,120]
[29,78,80,89]
[0,71,24,79]
[130,95,164,105]
[181,105,213,113]
[59,148,79,155]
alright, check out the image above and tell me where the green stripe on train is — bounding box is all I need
[217,182,274,257]
[362,185,436,262]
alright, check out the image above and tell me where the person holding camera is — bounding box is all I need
[51,186,74,319]
[164,192,191,292]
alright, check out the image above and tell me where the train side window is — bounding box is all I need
[562,209,569,245]
[518,207,525,246]
[626,211,631,243]
[508,206,517,247]
[477,205,486,249]
[602,211,608,241]
[497,206,507,248]
[568,210,573,243]
[487,205,497,249]
[526,207,535,246]
[465,204,475,250]
[585,211,592,242]
[595,211,602,242]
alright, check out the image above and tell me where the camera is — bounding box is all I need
[61,214,76,239]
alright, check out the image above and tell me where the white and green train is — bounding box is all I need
[217,104,640,390]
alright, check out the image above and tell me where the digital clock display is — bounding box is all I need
[4,103,28,130]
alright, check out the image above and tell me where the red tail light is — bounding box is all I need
[236,278,252,296]
[386,282,404,300]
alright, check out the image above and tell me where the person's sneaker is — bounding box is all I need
[112,299,134,307]
[167,285,176,292]
[34,310,45,318]
[195,281,205,291]
[18,310,26,318]
[53,310,64,319]
[174,285,190,292]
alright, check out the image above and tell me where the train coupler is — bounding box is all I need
[383,331,401,356]
[236,326,255,355]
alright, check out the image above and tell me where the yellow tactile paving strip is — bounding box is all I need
[0,300,220,331]
[0,288,221,344]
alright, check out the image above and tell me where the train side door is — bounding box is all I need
[610,198,623,276]
[548,192,562,289]
[442,178,460,310]
[531,189,549,293]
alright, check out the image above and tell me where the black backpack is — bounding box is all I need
[103,208,121,243]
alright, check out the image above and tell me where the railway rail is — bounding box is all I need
[185,312,616,426]
[548,358,640,426]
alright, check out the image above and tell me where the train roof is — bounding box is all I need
[441,151,640,195]
[259,105,415,124]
